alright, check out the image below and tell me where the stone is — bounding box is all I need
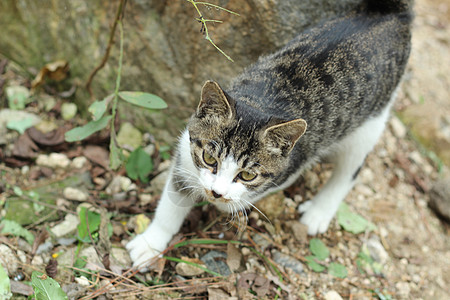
[111,247,132,269]
[272,250,304,274]
[71,156,88,169]
[428,178,450,222]
[117,122,143,150]
[201,251,231,276]
[366,236,389,264]
[324,290,344,300]
[61,102,78,120]
[36,153,70,168]
[63,187,88,201]
[0,244,18,276]
[176,259,206,277]
[50,214,80,237]
[389,117,407,138]
[105,176,133,195]
[289,221,308,242]
[151,169,169,195]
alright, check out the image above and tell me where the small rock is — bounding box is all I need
[324,290,344,300]
[61,102,78,120]
[36,153,70,168]
[105,176,133,195]
[252,234,271,251]
[255,191,285,219]
[71,157,88,169]
[75,276,91,286]
[111,248,132,268]
[428,178,450,222]
[36,241,53,255]
[201,251,231,276]
[138,194,153,206]
[395,282,411,298]
[0,244,18,276]
[35,120,58,133]
[176,258,206,276]
[366,236,389,264]
[117,122,143,150]
[289,221,308,242]
[51,214,80,238]
[63,187,88,201]
[151,169,169,195]
[272,250,304,274]
[390,117,407,138]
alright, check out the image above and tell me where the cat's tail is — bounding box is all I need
[365,0,413,14]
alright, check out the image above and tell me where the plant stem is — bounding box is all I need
[85,0,127,100]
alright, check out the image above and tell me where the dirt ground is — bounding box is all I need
[0,0,449,299]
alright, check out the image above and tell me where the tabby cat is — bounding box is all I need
[127,0,412,269]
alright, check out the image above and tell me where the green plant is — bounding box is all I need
[64,20,167,170]
[305,238,348,278]
[31,271,68,300]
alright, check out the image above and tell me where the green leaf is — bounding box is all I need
[13,186,23,196]
[77,207,101,243]
[118,91,167,110]
[65,115,112,142]
[6,86,30,110]
[309,238,329,261]
[6,117,35,134]
[0,219,35,244]
[31,271,68,300]
[0,264,12,299]
[88,94,113,121]
[327,262,348,278]
[126,147,153,183]
[337,203,376,234]
[305,256,326,272]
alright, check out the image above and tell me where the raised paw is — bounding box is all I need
[298,201,335,235]
[126,233,163,271]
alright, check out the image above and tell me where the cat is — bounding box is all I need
[127,0,412,270]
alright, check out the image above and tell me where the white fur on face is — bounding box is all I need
[198,156,250,212]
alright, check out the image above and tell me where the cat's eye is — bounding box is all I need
[202,151,217,167]
[238,171,257,182]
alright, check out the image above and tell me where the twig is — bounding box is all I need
[186,0,239,62]
[85,0,127,100]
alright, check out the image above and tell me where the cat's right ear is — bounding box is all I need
[196,80,234,119]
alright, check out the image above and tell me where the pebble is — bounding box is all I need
[324,290,344,300]
[390,117,407,138]
[272,250,304,274]
[176,260,206,276]
[201,251,231,276]
[36,153,70,168]
[61,102,78,120]
[63,187,88,201]
[366,236,389,264]
[71,156,88,169]
[0,244,18,276]
[428,178,450,222]
[75,276,91,286]
[117,122,143,150]
[106,176,133,195]
[289,221,308,242]
[395,281,411,297]
[50,213,80,237]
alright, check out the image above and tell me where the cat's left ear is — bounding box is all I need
[197,80,234,119]
[262,119,307,156]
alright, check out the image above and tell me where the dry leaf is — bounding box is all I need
[83,145,110,169]
[226,243,242,272]
[12,133,39,159]
[31,60,70,88]
[27,126,66,146]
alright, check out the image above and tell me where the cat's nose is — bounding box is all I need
[212,190,222,199]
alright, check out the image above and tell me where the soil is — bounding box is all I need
[0,0,449,299]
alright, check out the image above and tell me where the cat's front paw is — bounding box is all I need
[298,201,335,235]
[126,233,163,271]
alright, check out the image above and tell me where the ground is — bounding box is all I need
[0,0,449,299]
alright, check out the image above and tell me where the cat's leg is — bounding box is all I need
[299,104,393,235]
[126,170,194,270]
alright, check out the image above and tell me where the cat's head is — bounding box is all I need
[187,80,307,212]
